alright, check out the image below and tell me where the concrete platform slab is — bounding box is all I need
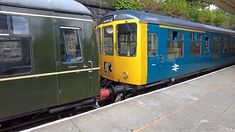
[24,66,235,132]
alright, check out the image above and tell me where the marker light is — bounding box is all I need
[122,72,128,79]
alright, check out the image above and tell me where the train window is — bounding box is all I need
[102,26,113,55]
[168,31,172,40]
[223,36,229,53]
[148,33,158,56]
[167,41,183,60]
[211,35,219,57]
[0,14,8,34]
[190,33,201,56]
[222,37,226,53]
[167,31,184,60]
[190,33,198,41]
[190,33,194,40]
[212,43,219,56]
[59,27,83,63]
[117,23,137,57]
[173,31,178,40]
[96,28,101,54]
[190,42,201,56]
[228,37,232,52]
[198,33,202,41]
[205,37,209,52]
[0,37,32,76]
[180,32,184,40]
[232,37,235,53]
[10,16,29,35]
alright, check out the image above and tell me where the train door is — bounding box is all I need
[147,24,160,83]
[54,19,90,104]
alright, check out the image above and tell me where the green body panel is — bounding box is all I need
[0,6,100,120]
[0,77,58,119]
[82,19,100,97]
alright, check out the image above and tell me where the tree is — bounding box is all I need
[229,15,235,30]
[112,0,142,10]
[140,0,235,29]
[158,0,191,18]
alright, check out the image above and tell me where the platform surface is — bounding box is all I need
[25,66,235,132]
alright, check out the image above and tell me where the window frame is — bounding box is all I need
[232,36,235,53]
[221,35,230,53]
[0,14,9,35]
[116,23,137,57]
[167,30,184,60]
[10,15,30,36]
[102,26,114,56]
[59,26,84,64]
[190,32,202,57]
[0,15,32,77]
[148,32,158,57]
[96,28,101,54]
[211,35,220,56]
[116,22,138,57]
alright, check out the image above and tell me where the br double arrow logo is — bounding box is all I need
[172,64,179,72]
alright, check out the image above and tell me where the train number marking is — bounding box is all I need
[172,64,179,72]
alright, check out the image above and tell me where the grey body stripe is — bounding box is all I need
[0,10,93,21]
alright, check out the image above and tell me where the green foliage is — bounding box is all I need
[213,10,227,26]
[112,0,142,10]
[139,0,235,29]
[159,0,191,18]
[111,0,235,29]
[229,15,235,30]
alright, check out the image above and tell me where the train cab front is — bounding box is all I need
[97,16,148,101]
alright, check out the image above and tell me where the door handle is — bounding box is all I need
[158,55,162,63]
[88,61,93,73]
[83,65,88,68]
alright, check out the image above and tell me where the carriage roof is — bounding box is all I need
[0,0,92,16]
[103,10,235,35]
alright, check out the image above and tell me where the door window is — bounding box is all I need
[148,33,158,57]
[59,27,83,63]
[102,26,113,55]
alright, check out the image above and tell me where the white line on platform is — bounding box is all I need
[22,65,235,132]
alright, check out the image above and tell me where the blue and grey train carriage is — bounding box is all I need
[97,10,235,94]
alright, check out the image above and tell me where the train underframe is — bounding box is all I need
[1,62,234,131]
[98,62,235,103]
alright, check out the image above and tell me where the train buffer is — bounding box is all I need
[24,66,235,132]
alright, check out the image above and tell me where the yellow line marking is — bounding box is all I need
[0,67,100,82]
[160,25,205,33]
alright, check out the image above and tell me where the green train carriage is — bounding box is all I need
[0,0,100,121]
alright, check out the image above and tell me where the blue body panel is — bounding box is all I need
[147,24,235,84]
